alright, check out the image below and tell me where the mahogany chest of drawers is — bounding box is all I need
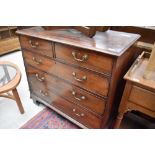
[17,27,140,128]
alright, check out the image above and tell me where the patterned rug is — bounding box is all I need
[21,108,79,129]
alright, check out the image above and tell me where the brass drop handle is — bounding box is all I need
[32,57,42,65]
[72,51,88,62]
[72,72,87,82]
[35,74,45,82]
[72,91,86,101]
[72,108,85,117]
[40,90,48,96]
[29,40,39,48]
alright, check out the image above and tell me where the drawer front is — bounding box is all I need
[129,86,155,112]
[26,66,106,115]
[30,81,102,128]
[23,50,56,73]
[19,35,53,57]
[23,50,110,97]
[55,43,113,74]
[51,94,102,128]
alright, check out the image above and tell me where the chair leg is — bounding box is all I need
[114,112,125,129]
[12,88,24,114]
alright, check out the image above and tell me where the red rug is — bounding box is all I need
[21,108,79,129]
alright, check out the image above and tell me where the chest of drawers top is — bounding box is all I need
[16,26,140,56]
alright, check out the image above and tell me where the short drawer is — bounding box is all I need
[129,86,155,112]
[19,35,53,57]
[55,43,113,74]
[30,81,102,128]
[23,50,110,97]
[26,66,106,115]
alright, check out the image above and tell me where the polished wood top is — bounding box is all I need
[124,52,155,90]
[16,27,140,56]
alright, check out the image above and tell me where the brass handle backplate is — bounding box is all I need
[35,74,45,82]
[72,108,85,117]
[72,51,88,62]
[32,57,42,65]
[72,91,86,101]
[40,90,48,96]
[29,40,39,48]
[72,72,87,82]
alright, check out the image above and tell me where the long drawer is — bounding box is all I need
[55,43,113,75]
[30,80,102,128]
[26,65,106,115]
[19,36,53,57]
[129,86,155,112]
[23,50,110,97]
